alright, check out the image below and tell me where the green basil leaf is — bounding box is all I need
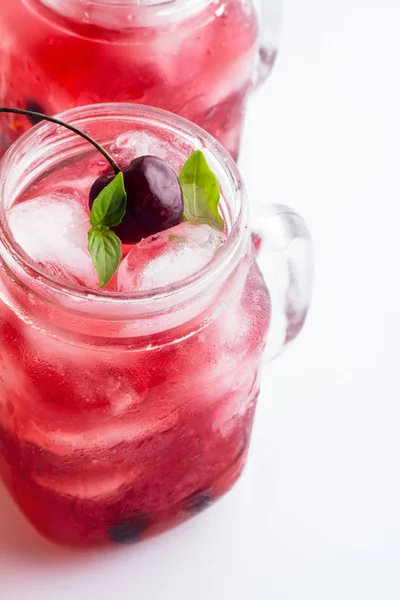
[89,171,127,229]
[178,150,224,231]
[88,227,122,288]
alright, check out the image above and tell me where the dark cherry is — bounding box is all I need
[89,155,184,244]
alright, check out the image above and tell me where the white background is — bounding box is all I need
[1,0,400,597]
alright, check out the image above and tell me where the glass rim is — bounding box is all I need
[0,102,248,306]
[37,0,212,11]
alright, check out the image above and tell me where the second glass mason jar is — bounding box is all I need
[0,0,282,159]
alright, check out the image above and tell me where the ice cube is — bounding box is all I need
[8,194,98,288]
[33,468,141,500]
[115,130,162,156]
[117,222,225,292]
[113,130,184,171]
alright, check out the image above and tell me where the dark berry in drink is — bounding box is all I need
[108,515,152,544]
[25,100,47,125]
[185,489,214,513]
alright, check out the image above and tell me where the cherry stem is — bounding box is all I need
[0,107,121,175]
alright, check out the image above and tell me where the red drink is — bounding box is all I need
[0,105,270,545]
[0,0,263,159]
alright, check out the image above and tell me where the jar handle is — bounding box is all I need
[253,0,283,87]
[254,204,313,361]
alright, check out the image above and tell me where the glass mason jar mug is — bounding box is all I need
[0,103,310,546]
[0,0,282,160]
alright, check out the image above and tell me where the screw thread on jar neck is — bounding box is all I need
[35,0,215,29]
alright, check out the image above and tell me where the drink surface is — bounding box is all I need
[0,0,259,159]
[0,124,270,545]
